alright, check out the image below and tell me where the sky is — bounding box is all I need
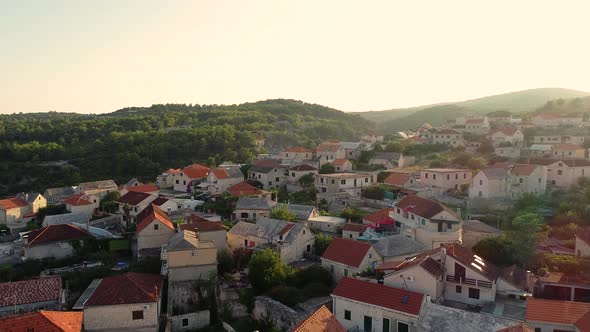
[2,0,590,114]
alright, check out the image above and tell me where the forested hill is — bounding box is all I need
[0,99,371,196]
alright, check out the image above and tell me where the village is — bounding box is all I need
[1,111,590,332]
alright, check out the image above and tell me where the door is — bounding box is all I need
[382,318,390,332]
[397,321,409,332]
[363,316,372,332]
[455,263,466,281]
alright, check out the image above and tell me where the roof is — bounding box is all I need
[437,129,461,134]
[395,195,445,219]
[117,191,152,205]
[63,194,93,206]
[575,310,590,332]
[342,223,368,232]
[43,213,89,226]
[423,168,469,173]
[554,143,585,151]
[227,218,305,245]
[509,164,538,176]
[77,180,117,191]
[500,265,531,291]
[276,203,315,219]
[462,219,501,233]
[182,164,210,179]
[0,276,62,307]
[85,272,163,306]
[331,159,349,166]
[317,173,371,179]
[0,311,83,332]
[383,173,413,186]
[163,168,181,174]
[526,298,590,326]
[227,181,263,197]
[286,147,314,153]
[316,143,342,152]
[290,305,346,332]
[537,272,590,287]
[167,230,199,251]
[529,159,590,167]
[577,227,590,246]
[443,243,500,281]
[380,248,442,276]
[491,127,520,136]
[151,197,169,206]
[480,168,508,180]
[249,164,278,174]
[290,164,317,172]
[15,192,41,204]
[127,184,159,193]
[496,323,534,332]
[136,205,175,234]
[235,197,273,210]
[27,224,93,246]
[43,186,76,198]
[363,208,394,224]
[179,220,226,233]
[372,234,426,258]
[332,278,424,316]
[0,197,28,210]
[466,118,485,124]
[211,167,243,180]
[321,237,372,267]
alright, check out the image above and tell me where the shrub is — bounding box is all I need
[303,282,331,299]
[218,249,235,274]
[269,286,303,307]
[295,265,332,288]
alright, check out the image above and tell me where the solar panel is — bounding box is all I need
[401,294,409,304]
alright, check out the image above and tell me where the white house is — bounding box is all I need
[247,163,287,190]
[575,227,590,257]
[532,135,585,145]
[469,168,510,199]
[135,205,176,258]
[156,168,181,189]
[432,129,464,147]
[117,191,157,224]
[24,224,93,260]
[315,173,375,197]
[530,159,590,188]
[551,144,586,159]
[203,166,244,194]
[280,147,315,163]
[287,164,318,184]
[76,180,118,199]
[491,163,547,198]
[331,159,354,172]
[419,168,471,193]
[331,277,425,332]
[489,127,524,147]
[321,237,381,282]
[173,164,210,193]
[316,140,346,165]
[233,196,276,222]
[63,193,100,218]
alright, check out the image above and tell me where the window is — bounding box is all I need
[331,179,335,184]
[534,329,540,332]
[464,173,467,179]
[397,321,409,332]
[191,250,196,256]
[306,244,311,252]
[455,174,458,180]
[456,285,462,293]
[344,269,349,277]
[176,180,179,184]
[182,318,189,327]
[433,174,437,180]
[397,208,401,213]
[421,219,426,225]
[468,288,480,299]
[447,175,450,180]
[154,223,159,230]
[447,223,452,230]
[341,180,346,185]
[320,178,324,183]
[132,310,144,320]
[479,191,482,197]
[292,173,295,177]
[410,214,415,220]
[369,253,372,259]
[557,170,563,175]
[365,178,369,183]
[538,178,541,183]
[344,310,351,320]
[275,177,279,182]
[349,234,353,238]
[425,173,429,179]
[279,235,283,240]
[363,316,372,332]
[183,180,186,185]
[330,264,334,273]
[479,180,483,185]
[519,178,523,183]
[383,318,391,332]
[240,212,249,218]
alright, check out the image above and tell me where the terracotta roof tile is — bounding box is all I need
[227,182,263,197]
[286,147,314,153]
[117,191,152,205]
[443,243,500,281]
[526,298,590,326]
[151,197,169,206]
[395,195,445,219]
[0,277,61,307]
[0,197,28,210]
[363,208,394,224]
[182,164,210,179]
[491,127,520,136]
[127,184,159,193]
[383,173,413,187]
[63,194,93,206]
[332,159,348,166]
[290,164,317,172]
[322,237,372,267]
[342,223,368,232]
[332,278,424,316]
[278,223,295,236]
[496,323,534,332]
[212,168,230,179]
[85,272,162,306]
[0,310,83,332]
[136,205,175,234]
[27,224,92,247]
[575,310,590,332]
[164,168,181,174]
[290,305,345,332]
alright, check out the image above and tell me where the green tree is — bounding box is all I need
[217,249,235,274]
[507,213,543,265]
[314,233,333,256]
[319,164,335,174]
[248,249,293,293]
[270,206,297,222]
[298,173,315,187]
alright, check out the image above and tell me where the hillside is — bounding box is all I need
[0,99,371,196]
[358,88,590,133]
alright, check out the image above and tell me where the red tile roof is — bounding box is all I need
[0,310,83,332]
[575,310,590,332]
[179,221,226,233]
[286,147,314,153]
[151,197,169,206]
[85,272,163,306]
[510,164,538,176]
[290,164,317,172]
[363,208,394,224]
[554,143,585,151]
[136,205,175,234]
[383,173,413,187]
[317,144,342,152]
[491,127,520,136]
[117,191,152,205]
[395,195,445,219]
[227,181,262,197]
[127,184,159,193]
[63,194,93,206]
[443,243,499,281]
[342,223,368,233]
[379,248,442,275]
[466,118,484,124]
[526,298,590,326]
[279,223,295,236]
[212,168,230,179]
[577,227,590,246]
[322,237,372,267]
[0,277,62,307]
[290,305,346,332]
[27,224,93,247]
[0,197,28,210]
[332,159,348,166]
[163,168,181,174]
[182,164,210,179]
[437,129,461,134]
[332,278,424,316]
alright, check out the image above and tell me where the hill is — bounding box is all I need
[0,99,371,196]
[358,88,590,133]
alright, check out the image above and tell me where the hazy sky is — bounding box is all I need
[2,1,590,114]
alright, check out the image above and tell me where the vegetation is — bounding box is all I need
[319,164,335,174]
[247,249,294,293]
[269,205,297,222]
[314,233,333,256]
[339,207,368,223]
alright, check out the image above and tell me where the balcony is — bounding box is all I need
[446,275,493,288]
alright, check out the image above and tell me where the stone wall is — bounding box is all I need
[169,310,210,332]
[253,296,301,331]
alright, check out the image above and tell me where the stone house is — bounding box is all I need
[173,164,210,193]
[280,147,315,163]
[316,140,346,165]
[419,168,471,193]
[342,223,369,240]
[76,180,118,199]
[156,168,181,189]
[489,127,524,147]
[24,224,93,260]
[321,237,381,282]
[227,218,315,263]
[551,143,586,159]
[119,183,159,197]
[532,135,585,145]
[491,163,547,198]
[0,276,63,317]
[331,277,424,332]
[233,196,276,222]
[331,159,354,172]
[315,173,375,197]
[432,129,464,147]
[63,193,99,218]
[136,205,176,258]
[179,217,228,251]
[77,273,163,332]
[461,219,501,249]
[16,192,47,214]
[275,203,317,221]
[43,186,76,205]
[287,164,318,184]
[161,230,217,282]
[369,152,415,169]
[203,166,244,194]
[383,173,416,188]
[0,197,30,225]
[530,159,590,188]
[341,141,363,160]
[469,168,510,199]
[117,191,157,224]
[306,215,346,234]
[247,163,287,190]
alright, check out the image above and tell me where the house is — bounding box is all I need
[275,203,318,221]
[63,193,99,217]
[361,133,384,148]
[392,195,462,248]
[203,166,244,194]
[173,164,210,193]
[226,181,264,197]
[315,173,375,198]
[179,216,228,251]
[281,147,315,163]
[528,144,554,158]
[331,277,424,332]
[342,223,369,240]
[487,111,513,125]
[288,164,318,183]
[341,142,363,160]
[576,227,590,257]
[469,168,510,199]
[531,113,583,127]
[76,180,118,199]
[227,218,315,263]
[532,135,585,145]
[331,159,353,172]
[0,310,83,332]
[462,219,501,249]
[289,305,346,332]
[0,277,63,317]
[432,129,464,147]
[383,172,416,189]
[489,127,524,147]
[0,197,30,225]
[372,235,426,263]
[24,224,93,260]
[42,212,89,227]
[530,159,590,188]
[463,117,490,134]
[161,230,217,282]
[362,208,395,225]
[491,163,547,198]
[525,298,590,332]
[551,143,586,159]
[247,163,286,190]
[77,273,163,332]
[369,152,415,169]
[234,197,276,222]
[307,215,346,234]
[136,205,176,258]
[316,140,346,164]
[120,183,159,197]
[156,168,181,189]
[321,237,381,281]
[419,168,471,193]
[43,186,76,205]
[534,271,590,302]
[117,191,157,223]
